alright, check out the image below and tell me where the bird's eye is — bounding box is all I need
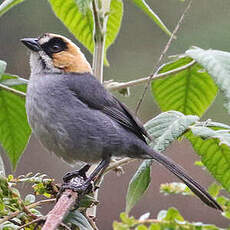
[41,37,67,56]
[49,44,62,53]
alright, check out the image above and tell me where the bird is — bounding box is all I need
[21,33,222,211]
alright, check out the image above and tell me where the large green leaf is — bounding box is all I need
[186,47,230,114]
[145,110,199,152]
[0,0,27,17]
[186,130,230,193]
[132,0,171,36]
[75,0,92,14]
[125,160,151,214]
[64,209,94,230]
[151,56,218,116]
[48,0,123,65]
[190,126,230,147]
[0,74,31,169]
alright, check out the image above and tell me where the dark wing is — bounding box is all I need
[102,97,151,142]
[67,73,151,143]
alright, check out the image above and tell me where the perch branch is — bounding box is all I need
[135,0,193,114]
[41,189,78,230]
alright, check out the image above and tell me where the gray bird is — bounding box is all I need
[21,33,222,211]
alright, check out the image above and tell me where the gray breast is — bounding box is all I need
[26,74,106,164]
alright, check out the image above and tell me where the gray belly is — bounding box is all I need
[26,94,105,165]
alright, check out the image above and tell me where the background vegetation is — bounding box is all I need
[0,0,230,229]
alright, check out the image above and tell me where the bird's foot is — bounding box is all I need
[61,179,93,194]
[57,164,93,200]
[63,164,90,183]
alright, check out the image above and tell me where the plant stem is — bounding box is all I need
[93,39,104,83]
[18,216,45,229]
[0,199,55,224]
[0,83,26,97]
[105,158,136,174]
[106,60,196,91]
[135,0,193,114]
[92,0,110,83]
[90,0,111,220]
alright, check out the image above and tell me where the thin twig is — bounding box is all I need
[135,0,193,114]
[0,198,55,224]
[107,60,196,91]
[21,202,39,220]
[59,222,72,230]
[86,215,99,230]
[41,189,78,230]
[105,158,136,174]
[0,83,26,97]
[135,219,165,226]
[18,216,45,229]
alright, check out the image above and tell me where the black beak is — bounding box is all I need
[21,38,41,52]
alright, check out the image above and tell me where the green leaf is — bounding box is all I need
[78,194,98,208]
[186,131,230,193]
[0,0,27,17]
[202,121,230,130]
[64,209,94,230]
[115,209,222,230]
[0,60,7,77]
[0,74,31,170]
[186,47,230,114]
[125,160,151,214]
[126,111,199,214]
[190,126,230,147]
[0,76,28,87]
[136,225,148,230]
[160,182,192,196]
[113,221,129,230]
[48,0,123,65]
[24,194,36,204]
[159,207,184,222]
[132,0,171,36]
[145,110,199,152]
[75,0,92,14]
[120,212,138,226]
[208,183,222,198]
[151,56,218,116]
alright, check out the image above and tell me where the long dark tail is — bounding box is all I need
[147,149,223,211]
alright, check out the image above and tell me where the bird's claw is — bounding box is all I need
[61,180,93,194]
[63,164,90,183]
[57,164,93,201]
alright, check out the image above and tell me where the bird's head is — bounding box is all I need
[21,33,92,74]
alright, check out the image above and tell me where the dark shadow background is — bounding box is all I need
[1,0,230,228]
